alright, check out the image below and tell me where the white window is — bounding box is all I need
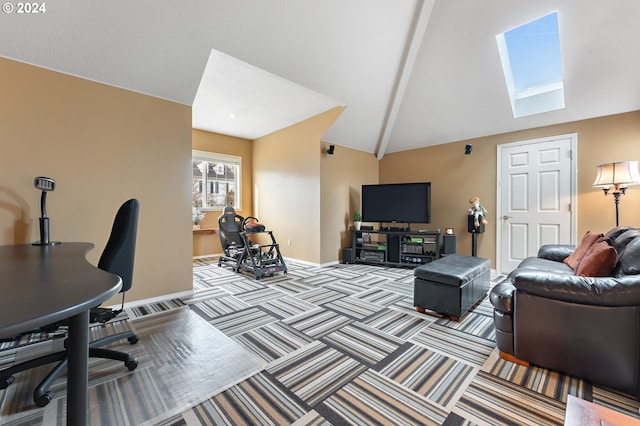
[192,150,241,211]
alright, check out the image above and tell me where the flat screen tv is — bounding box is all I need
[362,182,431,224]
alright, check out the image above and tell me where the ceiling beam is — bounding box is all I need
[375,0,435,160]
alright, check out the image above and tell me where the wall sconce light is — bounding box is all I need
[593,161,640,227]
[464,144,472,155]
[327,144,335,155]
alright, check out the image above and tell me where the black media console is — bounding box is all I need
[352,229,441,267]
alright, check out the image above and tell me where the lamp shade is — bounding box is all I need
[593,161,640,187]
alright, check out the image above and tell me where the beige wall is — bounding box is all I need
[192,129,253,257]
[320,143,379,264]
[380,110,640,267]
[0,58,193,304]
[253,107,343,264]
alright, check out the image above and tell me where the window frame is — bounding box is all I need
[192,150,241,212]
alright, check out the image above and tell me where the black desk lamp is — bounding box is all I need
[33,176,60,246]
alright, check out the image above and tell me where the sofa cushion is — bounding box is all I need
[564,231,603,270]
[613,237,640,276]
[605,226,637,242]
[610,229,640,255]
[575,239,617,277]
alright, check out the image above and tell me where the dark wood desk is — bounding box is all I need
[0,243,122,425]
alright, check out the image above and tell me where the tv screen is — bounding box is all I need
[362,182,431,224]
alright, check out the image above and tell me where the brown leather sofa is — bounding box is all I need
[490,226,640,396]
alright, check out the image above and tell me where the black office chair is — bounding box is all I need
[0,198,140,407]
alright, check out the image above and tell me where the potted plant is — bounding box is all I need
[353,209,362,231]
[192,207,206,229]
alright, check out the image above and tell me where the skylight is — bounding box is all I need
[496,11,564,118]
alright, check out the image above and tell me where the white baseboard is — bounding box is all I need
[193,253,222,259]
[105,290,194,310]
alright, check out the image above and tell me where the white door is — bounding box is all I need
[497,134,577,273]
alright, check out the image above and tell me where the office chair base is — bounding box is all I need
[35,392,53,407]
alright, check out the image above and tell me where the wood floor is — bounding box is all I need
[1,258,639,425]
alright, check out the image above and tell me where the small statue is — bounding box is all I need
[468,196,488,228]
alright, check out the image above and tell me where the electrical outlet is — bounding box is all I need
[287,239,292,246]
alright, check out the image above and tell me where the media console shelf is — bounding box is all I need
[352,229,440,267]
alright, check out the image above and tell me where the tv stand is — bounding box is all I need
[352,228,440,267]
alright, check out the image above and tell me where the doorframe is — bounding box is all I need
[495,133,578,273]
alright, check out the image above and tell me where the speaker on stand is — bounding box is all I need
[442,235,456,256]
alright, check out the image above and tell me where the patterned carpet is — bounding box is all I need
[2,258,640,425]
[176,258,640,425]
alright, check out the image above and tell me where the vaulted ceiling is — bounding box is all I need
[2,1,639,158]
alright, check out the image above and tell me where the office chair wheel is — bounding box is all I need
[125,359,138,371]
[35,392,52,407]
[0,376,14,389]
[128,336,139,344]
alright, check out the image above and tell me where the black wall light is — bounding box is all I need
[465,144,472,155]
[327,144,335,155]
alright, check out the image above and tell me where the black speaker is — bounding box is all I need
[342,248,355,264]
[387,235,400,263]
[468,214,485,233]
[443,235,456,255]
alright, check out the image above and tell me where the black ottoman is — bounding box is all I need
[414,254,490,320]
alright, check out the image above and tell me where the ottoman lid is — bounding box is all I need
[414,255,490,286]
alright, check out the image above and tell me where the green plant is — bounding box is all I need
[192,207,206,225]
[353,209,362,222]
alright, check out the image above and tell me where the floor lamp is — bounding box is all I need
[593,161,640,227]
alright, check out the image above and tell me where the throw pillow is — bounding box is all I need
[575,239,617,277]
[564,231,603,270]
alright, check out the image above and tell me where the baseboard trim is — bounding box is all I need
[105,290,194,310]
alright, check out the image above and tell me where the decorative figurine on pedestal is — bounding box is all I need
[468,196,488,228]
[467,196,488,256]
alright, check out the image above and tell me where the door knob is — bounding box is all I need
[503,215,512,220]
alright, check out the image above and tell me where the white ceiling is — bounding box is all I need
[2,0,639,158]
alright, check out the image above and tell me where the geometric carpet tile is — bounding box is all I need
[453,370,566,425]
[283,308,353,339]
[362,307,434,340]
[234,286,289,306]
[321,296,383,320]
[319,369,448,426]
[266,341,368,407]
[232,321,314,363]
[321,321,404,367]
[188,295,252,319]
[208,306,279,337]
[320,279,373,296]
[351,287,408,307]
[372,279,414,298]
[435,311,496,341]
[411,322,495,367]
[182,371,308,425]
[295,287,348,306]
[268,279,317,295]
[482,349,587,402]
[379,343,476,409]
[260,295,318,320]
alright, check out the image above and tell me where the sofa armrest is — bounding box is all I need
[537,244,575,262]
[512,270,640,306]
